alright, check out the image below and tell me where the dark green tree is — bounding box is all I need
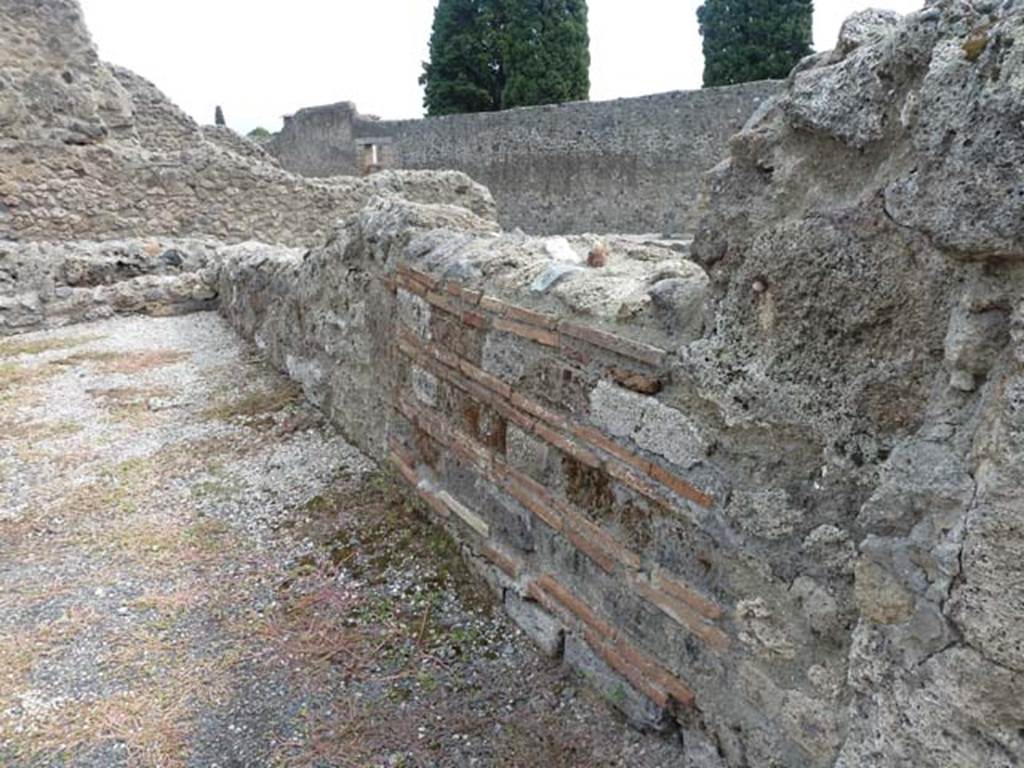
[420,0,501,116]
[499,0,590,109]
[420,0,590,116]
[697,0,813,87]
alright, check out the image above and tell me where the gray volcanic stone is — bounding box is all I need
[689,1,1024,765]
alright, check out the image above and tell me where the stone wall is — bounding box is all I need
[3,1,1024,766]
[0,238,226,335]
[218,3,1024,766]
[268,84,782,235]
[0,0,495,248]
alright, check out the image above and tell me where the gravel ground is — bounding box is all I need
[0,312,683,768]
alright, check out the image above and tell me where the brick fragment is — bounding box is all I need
[458,358,513,399]
[630,576,729,651]
[610,635,696,708]
[584,630,670,709]
[395,272,426,297]
[502,303,558,330]
[481,545,523,579]
[462,310,488,329]
[651,567,724,621]
[494,317,559,347]
[402,266,440,289]
[609,367,664,395]
[647,462,715,509]
[509,392,567,430]
[425,290,459,316]
[558,322,666,367]
[479,295,507,315]
[532,421,601,468]
[529,575,616,641]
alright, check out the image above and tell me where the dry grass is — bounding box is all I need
[0,361,62,398]
[94,350,191,375]
[0,335,102,360]
[254,580,371,676]
[204,382,303,422]
[0,419,82,444]
[89,385,172,425]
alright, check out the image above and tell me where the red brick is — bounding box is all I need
[605,460,672,508]
[569,423,643,468]
[532,421,601,469]
[425,290,459,316]
[509,392,567,431]
[651,568,724,621]
[631,577,729,652]
[395,273,426,297]
[558,322,666,367]
[647,463,715,509]
[388,450,420,488]
[425,340,463,372]
[501,464,564,532]
[479,295,508,316]
[417,486,452,520]
[502,303,558,330]
[584,630,670,709]
[462,310,488,329]
[402,266,440,289]
[564,521,618,574]
[490,397,536,431]
[530,575,616,641]
[458,358,513,399]
[481,545,523,580]
[611,635,696,708]
[460,287,484,306]
[561,507,642,570]
[609,367,664,395]
[493,317,559,347]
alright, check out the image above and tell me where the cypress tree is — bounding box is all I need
[697,0,814,87]
[420,0,590,116]
[499,0,590,109]
[420,0,503,116]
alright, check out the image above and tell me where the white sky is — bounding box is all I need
[79,0,925,133]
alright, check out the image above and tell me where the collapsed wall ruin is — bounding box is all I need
[267,83,781,236]
[2,1,1023,766]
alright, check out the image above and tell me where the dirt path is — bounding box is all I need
[0,313,680,768]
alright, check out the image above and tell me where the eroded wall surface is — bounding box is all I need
[3,1,1023,766]
[0,0,494,248]
[268,84,782,236]
[220,3,1024,766]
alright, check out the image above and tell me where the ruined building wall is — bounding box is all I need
[0,0,494,248]
[3,0,1024,766]
[220,3,1024,766]
[268,83,782,235]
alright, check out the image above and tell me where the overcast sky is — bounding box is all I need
[79,0,924,133]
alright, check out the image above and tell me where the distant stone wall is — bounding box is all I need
[268,84,782,235]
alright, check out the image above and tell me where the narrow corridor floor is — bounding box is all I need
[0,313,681,768]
